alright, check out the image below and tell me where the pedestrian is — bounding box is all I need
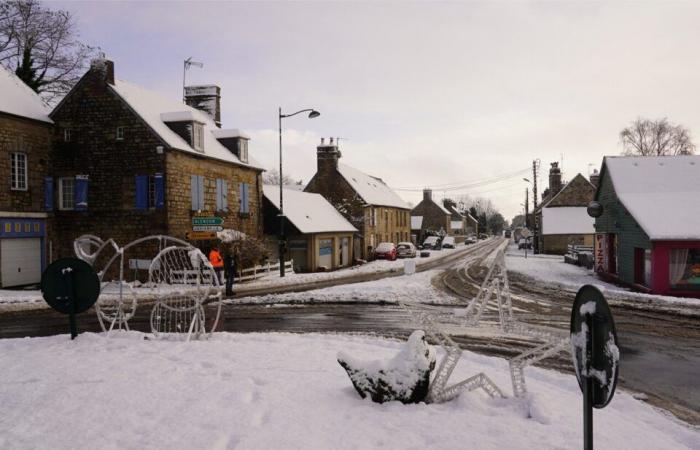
[208,246,224,284]
[224,248,235,297]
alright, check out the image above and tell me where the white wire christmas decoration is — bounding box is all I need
[74,234,223,340]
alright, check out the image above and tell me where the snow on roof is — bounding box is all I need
[450,220,463,230]
[212,129,250,140]
[337,163,409,209]
[435,201,451,215]
[411,216,423,229]
[262,185,357,234]
[160,111,200,122]
[0,65,52,123]
[541,207,594,235]
[604,155,700,240]
[110,79,262,170]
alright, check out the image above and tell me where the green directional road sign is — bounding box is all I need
[192,217,224,226]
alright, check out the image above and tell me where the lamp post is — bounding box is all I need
[278,107,321,277]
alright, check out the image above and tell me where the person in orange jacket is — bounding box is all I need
[209,246,224,283]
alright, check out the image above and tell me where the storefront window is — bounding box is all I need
[644,249,651,287]
[670,249,700,291]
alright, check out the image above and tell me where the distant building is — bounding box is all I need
[410,189,451,243]
[49,59,264,264]
[442,198,478,237]
[305,138,410,260]
[593,155,700,298]
[262,185,356,272]
[537,172,596,254]
[0,66,53,287]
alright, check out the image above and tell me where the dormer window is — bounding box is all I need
[193,122,204,151]
[64,128,71,142]
[237,139,248,163]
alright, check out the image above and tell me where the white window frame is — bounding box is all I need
[64,129,71,142]
[59,177,75,210]
[238,139,248,163]
[10,152,28,191]
[193,122,204,151]
[116,126,124,141]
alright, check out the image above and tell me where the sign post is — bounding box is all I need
[521,228,531,259]
[570,285,620,450]
[41,258,100,340]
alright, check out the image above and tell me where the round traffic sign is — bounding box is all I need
[570,285,619,408]
[41,258,100,314]
[521,228,532,238]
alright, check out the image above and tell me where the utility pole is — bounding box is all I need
[524,188,529,229]
[532,159,540,254]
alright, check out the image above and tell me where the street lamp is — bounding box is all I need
[278,107,321,277]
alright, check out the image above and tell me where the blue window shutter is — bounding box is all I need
[135,175,148,210]
[215,179,222,211]
[222,180,228,212]
[190,175,198,210]
[75,176,89,211]
[243,183,249,213]
[239,182,244,213]
[154,173,164,209]
[44,177,54,211]
[197,175,204,210]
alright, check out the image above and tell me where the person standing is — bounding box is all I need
[223,249,235,297]
[208,246,224,284]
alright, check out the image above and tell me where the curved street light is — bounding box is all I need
[278,107,321,277]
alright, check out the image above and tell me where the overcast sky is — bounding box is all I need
[55,1,700,220]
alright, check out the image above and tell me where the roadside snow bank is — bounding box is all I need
[0,332,697,449]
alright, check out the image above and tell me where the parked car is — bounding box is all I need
[441,236,455,248]
[478,233,488,240]
[422,236,440,249]
[518,237,533,249]
[396,242,417,258]
[374,242,397,260]
[464,236,477,245]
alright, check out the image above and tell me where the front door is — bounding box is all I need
[340,238,349,266]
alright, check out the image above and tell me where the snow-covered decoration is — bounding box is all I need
[602,155,700,240]
[262,185,358,234]
[217,229,247,243]
[403,240,570,401]
[337,163,409,209]
[337,330,436,404]
[73,234,222,340]
[149,246,222,341]
[0,64,53,123]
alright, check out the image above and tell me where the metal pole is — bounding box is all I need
[533,160,539,254]
[278,107,285,277]
[182,60,187,103]
[584,313,594,450]
[65,271,78,340]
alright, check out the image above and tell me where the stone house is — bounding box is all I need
[0,66,53,287]
[262,185,356,272]
[48,59,264,266]
[593,155,700,298]
[304,138,410,260]
[536,172,596,254]
[411,189,451,244]
[442,198,478,239]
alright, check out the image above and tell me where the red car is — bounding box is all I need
[374,242,397,261]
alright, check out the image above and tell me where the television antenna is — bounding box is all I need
[183,57,204,103]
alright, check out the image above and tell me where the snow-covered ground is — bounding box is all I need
[0,332,696,449]
[0,246,469,310]
[230,269,457,306]
[505,244,700,308]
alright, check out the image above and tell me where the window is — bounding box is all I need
[670,249,700,291]
[193,123,204,151]
[136,174,164,210]
[64,129,71,142]
[190,175,205,210]
[116,127,124,141]
[239,182,250,214]
[237,139,248,163]
[59,177,75,210]
[10,153,27,190]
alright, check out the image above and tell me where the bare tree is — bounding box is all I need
[262,169,302,186]
[0,0,94,101]
[620,117,696,156]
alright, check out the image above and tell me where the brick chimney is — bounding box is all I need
[90,58,114,85]
[549,162,562,195]
[423,188,432,202]
[589,168,600,187]
[185,85,221,127]
[316,137,342,173]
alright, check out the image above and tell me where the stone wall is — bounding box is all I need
[0,114,51,212]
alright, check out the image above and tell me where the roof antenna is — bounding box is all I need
[183,57,203,103]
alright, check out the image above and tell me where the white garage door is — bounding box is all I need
[1,238,42,287]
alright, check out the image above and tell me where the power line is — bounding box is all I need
[392,167,530,192]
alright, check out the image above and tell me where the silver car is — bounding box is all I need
[396,242,417,258]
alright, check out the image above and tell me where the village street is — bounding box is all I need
[2,239,698,426]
